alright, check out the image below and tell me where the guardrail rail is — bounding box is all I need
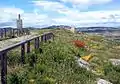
[0,28,30,40]
[0,32,54,84]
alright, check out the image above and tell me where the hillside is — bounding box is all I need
[7,28,120,84]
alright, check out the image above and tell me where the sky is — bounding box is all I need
[0,0,120,28]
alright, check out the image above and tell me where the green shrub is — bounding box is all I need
[106,71,120,84]
[35,64,47,75]
[34,48,43,54]
[8,71,28,84]
[113,65,120,72]
[35,76,56,84]
[103,63,120,84]
[7,51,21,66]
[8,73,19,84]
[26,52,37,67]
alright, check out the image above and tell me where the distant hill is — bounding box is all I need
[76,26,120,33]
[41,25,72,29]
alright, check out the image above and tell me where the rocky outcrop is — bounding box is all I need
[75,57,90,70]
[97,79,112,84]
[109,59,120,66]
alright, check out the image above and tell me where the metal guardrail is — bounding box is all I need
[0,28,30,40]
[0,32,54,84]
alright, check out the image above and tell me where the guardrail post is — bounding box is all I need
[1,29,3,38]
[21,44,25,64]
[27,41,30,53]
[27,29,30,35]
[41,35,43,42]
[17,29,19,36]
[4,28,7,38]
[37,37,40,49]
[52,34,54,41]
[35,38,37,49]
[21,29,23,36]
[22,29,25,35]
[18,29,20,36]
[34,37,40,50]
[9,29,12,38]
[0,29,1,39]
[44,35,47,42]
[1,52,7,84]
[13,29,15,37]
[25,29,27,35]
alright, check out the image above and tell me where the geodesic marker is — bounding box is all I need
[81,54,93,62]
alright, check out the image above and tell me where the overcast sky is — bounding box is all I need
[0,0,120,28]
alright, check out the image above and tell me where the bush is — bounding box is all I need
[106,71,120,84]
[103,63,120,84]
[35,64,47,75]
[26,52,37,67]
[8,73,19,84]
[7,51,21,66]
[8,71,28,84]
[35,76,56,84]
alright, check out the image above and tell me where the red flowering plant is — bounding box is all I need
[71,40,87,57]
[72,40,86,48]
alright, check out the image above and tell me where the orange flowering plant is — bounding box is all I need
[72,40,85,48]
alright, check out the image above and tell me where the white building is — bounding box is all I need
[70,27,75,33]
[66,26,75,33]
[17,14,23,29]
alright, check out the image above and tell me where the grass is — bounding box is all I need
[6,28,120,84]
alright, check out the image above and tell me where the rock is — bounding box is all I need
[76,57,90,70]
[109,59,120,66]
[97,79,112,84]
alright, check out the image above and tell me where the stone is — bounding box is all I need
[76,57,90,70]
[109,59,120,66]
[97,79,112,84]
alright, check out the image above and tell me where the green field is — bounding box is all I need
[7,29,120,84]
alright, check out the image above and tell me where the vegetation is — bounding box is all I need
[6,29,120,84]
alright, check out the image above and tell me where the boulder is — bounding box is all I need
[109,59,120,66]
[97,79,112,84]
[76,57,90,70]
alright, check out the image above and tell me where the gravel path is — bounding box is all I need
[0,32,39,49]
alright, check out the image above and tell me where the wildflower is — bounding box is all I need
[72,40,85,48]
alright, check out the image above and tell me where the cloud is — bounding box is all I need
[0,0,120,28]
[60,0,112,5]
[32,0,119,24]
[61,10,120,20]
[0,7,24,27]
[52,9,120,27]
[0,6,52,28]
[60,0,112,9]
[32,0,71,14]
[0,7,24,22]
[22,13,53,27]
[32,1,67,11]
[0,22,14,27]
